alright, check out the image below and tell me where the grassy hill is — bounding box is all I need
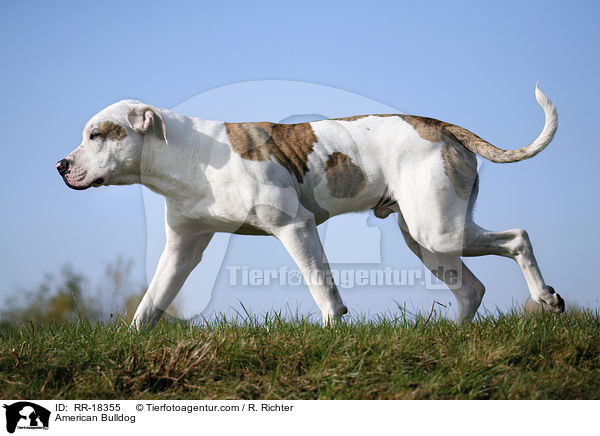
[0,310,598,399]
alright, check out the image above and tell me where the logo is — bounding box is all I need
[3,402,50,434]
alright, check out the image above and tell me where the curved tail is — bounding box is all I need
[445,84,558,163]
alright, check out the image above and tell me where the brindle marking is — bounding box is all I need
[440,140,478,200]
[325,152,366,198]
[334,114,478,199]
[331,115,370,121]
[225,122,317,183]
[223,122,272,161]
[96,121,128,141]
[226,114,479,198]
[398,115,478,200]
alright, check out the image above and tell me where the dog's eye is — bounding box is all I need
[89,131,100,140]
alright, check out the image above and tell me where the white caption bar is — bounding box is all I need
[1,400,596,436]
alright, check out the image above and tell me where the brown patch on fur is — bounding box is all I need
[331,115,370,121]
[400,113,528,163]
[223,122,272,161]
[224,122,317,183]
[270,124,317,183]
[399,115,478,200]
[324,112,483,198]
[325,152,366,198]
[442,123,506,161]
[332,114,406,122]
[96,121,127,141]
[331,113,478,199]
[441,140,478,200]
[398,115,446,142]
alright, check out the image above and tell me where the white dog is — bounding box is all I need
[57,85,564,327]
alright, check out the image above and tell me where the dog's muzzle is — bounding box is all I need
[56,158,103,190]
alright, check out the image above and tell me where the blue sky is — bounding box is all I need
[1,0,598,320]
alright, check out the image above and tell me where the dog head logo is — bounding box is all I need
[3,402,50,433]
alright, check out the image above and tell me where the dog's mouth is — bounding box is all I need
[61,175,106,190]
[63,177,92,190]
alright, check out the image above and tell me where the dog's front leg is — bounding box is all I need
[274,217,348,324]
[131,229,214,329]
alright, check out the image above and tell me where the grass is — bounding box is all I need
[0,309,598,399]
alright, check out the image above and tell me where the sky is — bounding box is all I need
[0,0,599,321]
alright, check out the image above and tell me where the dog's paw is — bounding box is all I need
[539,286,565,313]
[321,305,348,326]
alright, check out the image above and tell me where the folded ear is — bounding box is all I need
[127,105,168,144]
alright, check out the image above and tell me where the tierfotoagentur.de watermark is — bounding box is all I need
[226,265,459,290]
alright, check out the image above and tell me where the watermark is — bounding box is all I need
[226,265,459,290]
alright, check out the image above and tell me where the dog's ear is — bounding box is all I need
[127,105,168,144]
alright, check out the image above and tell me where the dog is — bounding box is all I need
[57,84,565,327]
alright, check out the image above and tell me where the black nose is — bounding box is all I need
[56,159,70,175]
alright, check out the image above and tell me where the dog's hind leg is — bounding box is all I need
[398,214,485,321]
[398,204,564,314]
[388,124,563,316]
[273,209,347,325]
[461,224,565,313]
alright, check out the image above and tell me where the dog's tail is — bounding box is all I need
[445,84,558,163]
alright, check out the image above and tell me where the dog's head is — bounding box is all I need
[57,100,167,190]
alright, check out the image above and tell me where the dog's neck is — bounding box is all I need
[137,111,226,202]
